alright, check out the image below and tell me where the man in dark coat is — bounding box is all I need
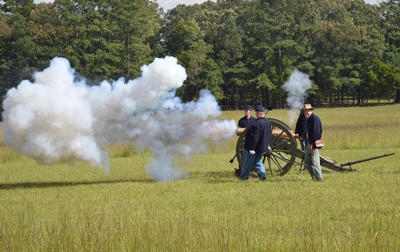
[239,106,272,180]
[238,105,256,129]
[302,104,323,181]
[295,110,308,170]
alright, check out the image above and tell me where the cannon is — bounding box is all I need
[233,110,395,177]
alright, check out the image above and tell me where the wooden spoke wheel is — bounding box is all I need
[236,118,298,176]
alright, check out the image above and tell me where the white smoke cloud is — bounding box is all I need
[281,69,312,127]
[2,56,237,181]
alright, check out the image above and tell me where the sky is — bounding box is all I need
[33,0,386,11]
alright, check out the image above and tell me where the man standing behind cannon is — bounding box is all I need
[295,109,308,171]
[302,104,323,181]
[238,105,256,129]
[239,106,272,181]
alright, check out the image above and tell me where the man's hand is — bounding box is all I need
[308,144,313,151]
[249,150,255,155]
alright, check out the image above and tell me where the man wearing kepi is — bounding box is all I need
[238,105,256,129]
[302,104,323,181]
[239,106,272,181]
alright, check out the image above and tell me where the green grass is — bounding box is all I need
[1,104,400,251]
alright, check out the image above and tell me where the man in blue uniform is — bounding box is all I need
[239,106,272,181]
[302,104,323,181]
[238,105,256,129]
[295,109,308,170]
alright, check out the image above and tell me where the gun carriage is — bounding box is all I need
[232,109,395,177]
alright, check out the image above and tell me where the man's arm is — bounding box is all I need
[308,115,322,149]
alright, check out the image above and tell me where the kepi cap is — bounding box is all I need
[244,105,252,111]
[301,103,314,111]
[255,106,265,112]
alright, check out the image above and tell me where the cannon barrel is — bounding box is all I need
[237,127,246,136]
[237,127,299,139]
[341,153,395,168]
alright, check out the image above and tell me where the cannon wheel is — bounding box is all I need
[236,118,298,176]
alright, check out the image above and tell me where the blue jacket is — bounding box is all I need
[295,112,307,139]
[244,117,271,154]
[238,115,256,129]
[306,113,322,147]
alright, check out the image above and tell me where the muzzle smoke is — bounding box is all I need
[2,57,237,181]
[281,69,312,127]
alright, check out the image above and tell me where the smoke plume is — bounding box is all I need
[281,69,312,127]
[2,56,237,181]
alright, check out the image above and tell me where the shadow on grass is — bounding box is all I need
[203,170,308,183]
[0,178,155,190]
[199,170,237,184]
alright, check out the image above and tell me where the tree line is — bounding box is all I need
[1,0,399,111]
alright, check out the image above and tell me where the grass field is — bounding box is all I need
[1,104,399,251]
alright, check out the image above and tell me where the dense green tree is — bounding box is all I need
[0,10,14,113]
[347,0,386,105]
[384,45,400,103]
[55,0,120,81]
[181,40,214,100]
[380,0,400,103]
[1,0,35,17]
[368,60,399,103]
[26,3,65,69]
[215,16,246,109]
[185,2,225,49]
[310,0,369,106]
[162,8,224,102]
[165,17,205,56]
[54,0,160,82]
[380,0,400,48]
[1,0,400,110]
[240,0,316,107]
[163,16,206,100]
[0,3,36,100]
[112,0,161,79]
[201,58,224,102]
